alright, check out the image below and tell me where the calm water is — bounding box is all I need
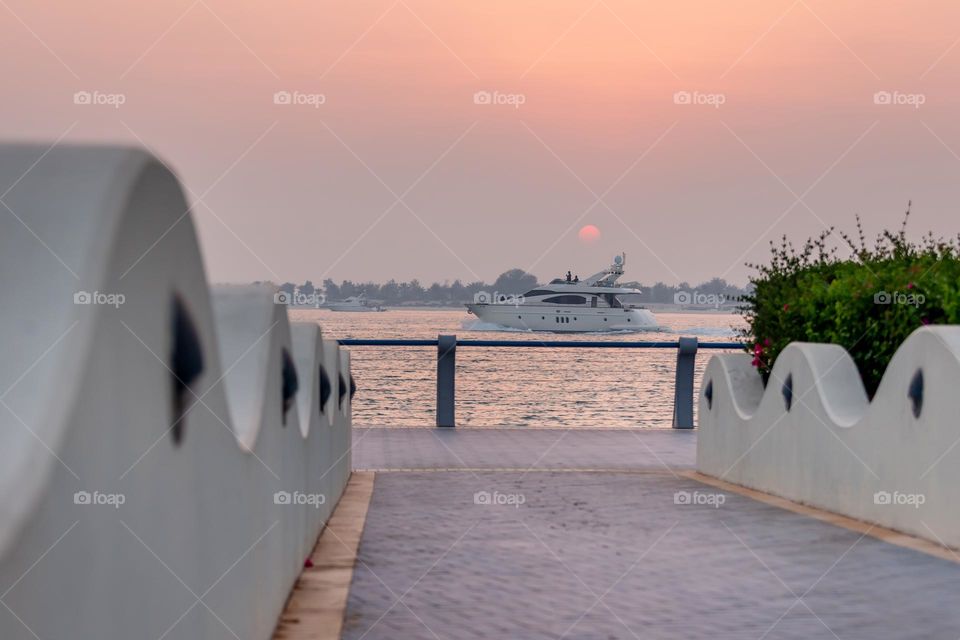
[289,308,746,428]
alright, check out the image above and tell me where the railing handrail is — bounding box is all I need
[338,338,743,349]
[337,334,744,429]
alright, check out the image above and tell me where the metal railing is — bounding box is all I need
[338,335,743,429]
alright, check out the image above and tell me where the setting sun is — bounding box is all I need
[578,224,601,245]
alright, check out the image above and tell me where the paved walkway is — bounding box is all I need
[342,430,960,639]
[352,427,696,471]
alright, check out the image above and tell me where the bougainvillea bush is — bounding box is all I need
[738,207,960,396]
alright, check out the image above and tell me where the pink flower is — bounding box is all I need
[783,303,790,311]
[763,338,772,347]
[906,282,915,290]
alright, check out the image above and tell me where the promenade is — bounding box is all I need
[322,428,960,639]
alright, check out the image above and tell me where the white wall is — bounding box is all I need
[698,327,960,547]
[0,143,352,639]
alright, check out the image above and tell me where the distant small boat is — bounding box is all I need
[328,295,386,312]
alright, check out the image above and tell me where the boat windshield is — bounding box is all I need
[602,293,623,308]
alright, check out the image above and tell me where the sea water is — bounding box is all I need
[289,308,745,428]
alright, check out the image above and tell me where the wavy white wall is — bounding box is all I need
[697,327,960,548]
[0,144,353,639]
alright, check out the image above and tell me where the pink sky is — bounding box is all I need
[4,0,960,285]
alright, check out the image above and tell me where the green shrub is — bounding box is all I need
[738,205,960,396]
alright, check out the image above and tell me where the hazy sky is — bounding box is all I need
[4,0,960,286]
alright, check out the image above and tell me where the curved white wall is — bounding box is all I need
[0,144,352,639]
[698,326,960,547]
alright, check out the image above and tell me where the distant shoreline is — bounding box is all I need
[293,304,740,315]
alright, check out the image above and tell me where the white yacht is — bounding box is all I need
[465,254,658,332]
[328,294,386,312]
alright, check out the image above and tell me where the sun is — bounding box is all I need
[578,224,601,245]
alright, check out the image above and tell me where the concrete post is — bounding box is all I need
[672,336,698,429]
[437,334,456,427]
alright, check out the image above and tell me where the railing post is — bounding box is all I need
[437,334,456,427]
[672,336,698,429]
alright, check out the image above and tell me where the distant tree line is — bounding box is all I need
[623,277,750,304]
[271,269,749,306]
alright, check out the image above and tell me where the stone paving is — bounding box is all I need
[352,427,696,471]
[342,430,960,639]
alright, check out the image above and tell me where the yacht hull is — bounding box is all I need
[465,304,658,332]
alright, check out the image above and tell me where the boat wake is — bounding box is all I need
[461,319,532,333]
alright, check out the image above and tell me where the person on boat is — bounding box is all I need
[566,271,572,282]
[574,275,579,282]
